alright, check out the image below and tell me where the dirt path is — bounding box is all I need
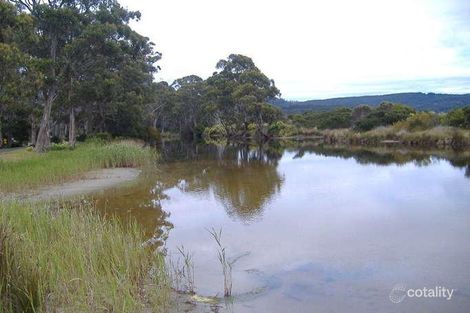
[22,168,141,201]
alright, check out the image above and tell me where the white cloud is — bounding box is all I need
[120,0,470,99]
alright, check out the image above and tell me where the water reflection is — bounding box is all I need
[95,141,470,237]
[92,140,470,313]
[282,141,470,176]
[158,142,284,221]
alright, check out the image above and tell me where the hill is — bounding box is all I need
[271,92,470,113]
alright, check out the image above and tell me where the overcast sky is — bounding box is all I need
[119,0,470,100]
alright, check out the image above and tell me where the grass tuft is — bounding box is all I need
[0,200,169,313]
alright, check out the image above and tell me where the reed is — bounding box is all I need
[208,228,233,297]
[0,200,170,313]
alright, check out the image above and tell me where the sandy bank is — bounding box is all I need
[25,168,140,201]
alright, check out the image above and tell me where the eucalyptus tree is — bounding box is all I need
[64,10,160,143]
[171,75,209,139]
[0,1,41,147]
[206,54,281,138]
[10,0,160,149]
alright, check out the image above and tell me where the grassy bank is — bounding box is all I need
[0,201,170,313]
[0,140,171,312]
[0,140,155,193]
[317,126,470,148]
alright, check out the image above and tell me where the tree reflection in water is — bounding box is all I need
[93,140,470,246]
[158,141,284,222]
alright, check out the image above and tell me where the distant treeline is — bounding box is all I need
[288,102,470,131]
[272,92,470,113]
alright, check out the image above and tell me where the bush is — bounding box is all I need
[49,142,72,151]
[92,132,113,142]
[202,124,227,140]
[394,112,441,131]
[268,121,298,137]
[445,106,470,128]
[354,103,415,131]
[146,126,161,143]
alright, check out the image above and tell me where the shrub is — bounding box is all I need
[49,142,72,151]
[445,106,470,128]
[92,132,113,142]
[394,112,441,131]
[202,124,227,140]
[268,121,298,137]
[354,103,415,131]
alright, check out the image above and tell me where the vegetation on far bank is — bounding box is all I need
[0,140,154,193]
[0,200,170,313]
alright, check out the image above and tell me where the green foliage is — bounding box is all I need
[205,54,281,137]
[268,120,298,137]
[91,132,112,142]
[445,106,470,128]
[202,124,227,140]
[0,200,169,313]
[49,142,72,151]
[394,112,441,131]
[291,108,353,130]
[354,102,415,131]
[0,140,154,192]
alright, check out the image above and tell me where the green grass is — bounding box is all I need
[0,140,170,312]
[0,140,156,193]
[0,200,170,313]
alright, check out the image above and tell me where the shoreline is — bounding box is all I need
[3,167,141,202]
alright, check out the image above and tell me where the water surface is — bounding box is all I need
[94,142,470,313]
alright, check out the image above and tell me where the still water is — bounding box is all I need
[95,141,470,313]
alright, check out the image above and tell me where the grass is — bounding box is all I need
[0,200,170,313]
[0,140,156,193]
[319,126,470,148]
[208,228,233,298]
[0,140,170,312]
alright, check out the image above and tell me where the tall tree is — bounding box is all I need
[10,0,160,149]
[0,0,41,147]
[207,54,281,138]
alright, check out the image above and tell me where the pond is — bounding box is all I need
[94,141,470,313]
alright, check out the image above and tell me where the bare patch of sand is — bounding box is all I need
[26,168,140,201]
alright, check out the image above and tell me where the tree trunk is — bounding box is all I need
[30,119,37,146]
[35,94,54,152]
[69,106,76,148]
[0,120,3,148]
[35,35,58,152]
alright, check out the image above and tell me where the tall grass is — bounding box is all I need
[0,140,155,193]
[320,126,470,148]
[0,200,170,313]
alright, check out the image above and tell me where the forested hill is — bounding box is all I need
[271,92,470,113]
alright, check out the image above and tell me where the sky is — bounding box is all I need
[119,0,470,100]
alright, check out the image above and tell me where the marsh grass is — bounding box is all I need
[320,126,470,148]
[0,140,155,193]
[0,200,170,313]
